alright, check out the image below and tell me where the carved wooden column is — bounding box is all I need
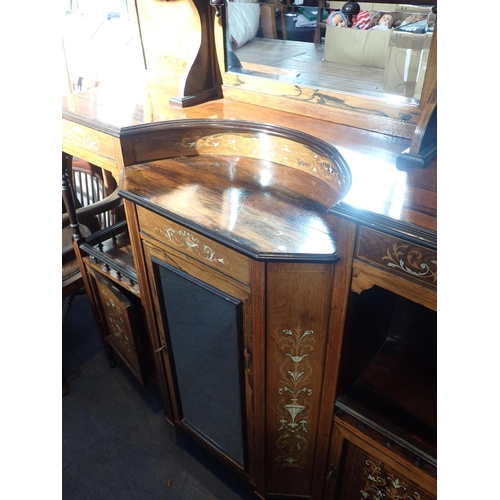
[169,0,223,107]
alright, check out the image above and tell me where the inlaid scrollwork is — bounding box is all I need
[100,286,133,354]
[275,328,315,467]
[62,122,100,150]
[175,133,345,189]
[361,459,424,500]
[383,243,437,283]
[153,226,229,266]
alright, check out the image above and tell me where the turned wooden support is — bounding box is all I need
[62,152,84,244]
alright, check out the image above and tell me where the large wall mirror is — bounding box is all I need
[215,0,436,138]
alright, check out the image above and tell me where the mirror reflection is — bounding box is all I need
[62,0,144,92]
[225,1,436,103]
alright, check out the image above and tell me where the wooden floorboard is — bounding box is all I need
[235,38,387,97]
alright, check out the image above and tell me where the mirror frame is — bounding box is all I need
[213,0,436,139]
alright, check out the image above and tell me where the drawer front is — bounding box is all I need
[137,206,251,286]
[356,226,437,290]
[62,119,120,178]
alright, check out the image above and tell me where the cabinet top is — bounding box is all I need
[119,120,354,262]
[63,73,436,246]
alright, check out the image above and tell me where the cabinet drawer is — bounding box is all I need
[137,206,251,286]
[356,226,437,290]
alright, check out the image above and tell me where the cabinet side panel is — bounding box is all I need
[265,262,334,497]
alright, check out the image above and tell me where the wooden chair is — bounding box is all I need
[62,153,123,310]
[62,152,123,394]
[63,152,150,387]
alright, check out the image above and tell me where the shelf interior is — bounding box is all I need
[337,286,437,463]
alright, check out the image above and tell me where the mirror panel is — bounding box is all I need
[216,1,437,138]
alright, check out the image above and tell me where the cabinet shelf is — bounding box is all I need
[336,287,436,466]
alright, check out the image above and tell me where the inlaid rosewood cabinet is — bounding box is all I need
[63,0,437,495]
[118,120,359,499]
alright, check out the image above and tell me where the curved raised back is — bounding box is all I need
[121,119,351,209]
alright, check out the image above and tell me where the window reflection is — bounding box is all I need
[62,0,144,93]
[340,150,407,220]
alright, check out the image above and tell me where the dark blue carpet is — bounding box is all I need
[62,293,256,500]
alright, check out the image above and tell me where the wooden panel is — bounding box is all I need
[62,119,120,179]
[265,262,334,497]
[329,419,437,500]
[135,0,200,75]
[355,226,437,290]
[137,206,251,286]
[88,268,146,385]
[123,199,175,422]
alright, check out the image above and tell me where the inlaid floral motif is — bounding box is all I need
[62,122,100,150]
[100,286,132,354]
[360,460,425,500]
[382,243,437,283]
[275,328,315,467]
[175,134,345,189]
[154,226,228,266]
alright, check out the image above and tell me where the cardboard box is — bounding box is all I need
[383,31,433,99]
[323,6,430,70]
[324,26,392,68]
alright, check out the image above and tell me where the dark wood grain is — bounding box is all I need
[63,81,436,239]
[121,156,342,261]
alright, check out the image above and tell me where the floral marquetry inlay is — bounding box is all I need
[360,460,428,500]
[175,133,345,190]
[62,122,100,151]
[275,328,315,467]
[154,226,229,267]
[100,286,133,354]
[382,244,437,283]
[356,227,437,288]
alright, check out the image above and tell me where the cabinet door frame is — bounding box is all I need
[143,239,256,476]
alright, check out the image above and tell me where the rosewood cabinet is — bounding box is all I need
[119,120,356,499]
[322,220,437,499]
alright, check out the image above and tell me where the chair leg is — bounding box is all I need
[62,293,75,324]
